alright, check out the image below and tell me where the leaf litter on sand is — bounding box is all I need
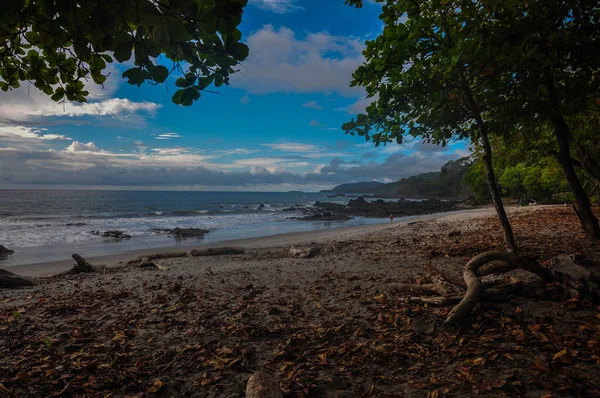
[0,206,599,396]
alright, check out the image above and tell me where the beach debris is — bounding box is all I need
[127,251,187,264]
[0,245,14,254]
[0,268,34,288]
[549,254,600,298]
[139,258,169,271]
[289,246,318,258]
[169,228,210,239]
[246,372,282,398]
[58,254,108,276]
[190,247,245,256]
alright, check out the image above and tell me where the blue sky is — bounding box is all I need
[0,0,468,191]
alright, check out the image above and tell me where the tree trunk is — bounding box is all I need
[552,116,600,240]
[457,71,517,251]
[543,73,600,240]
[480,132,517,251]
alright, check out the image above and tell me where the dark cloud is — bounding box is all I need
[0,146,462,189]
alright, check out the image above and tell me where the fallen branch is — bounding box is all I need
[388,283,448,297]
[139,258,169,271]
[400,288,511,306]
[58,254,107,276]
[444,251,556,327]
[127,251,187,264]
[190,247,245,257]
[0,268,34,288]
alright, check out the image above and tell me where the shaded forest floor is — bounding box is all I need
[1,205,600,397]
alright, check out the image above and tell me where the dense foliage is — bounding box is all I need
[344,0,600,242]
[330,158,472,199]
[0,0,249,105]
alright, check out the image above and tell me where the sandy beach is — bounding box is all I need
[1,205,600,397]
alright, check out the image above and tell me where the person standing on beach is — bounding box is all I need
[390,214,394,224]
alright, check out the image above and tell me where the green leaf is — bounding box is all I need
[122,67,149,86]
[113,40,134,63]
[229,43,248,60]
[180,86,200,106]
[172,88,185,104]
[153,18,170,47]
[147,65,169,83]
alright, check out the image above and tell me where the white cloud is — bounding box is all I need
[262,142,319,152]
[0,125,71,141]
[39,134,71,140]
[23,98,161,118]
[216,148,259,156]
[65,141,101,153]
[0,82,160,123]
[302,100,323,110]
[251,0,304,13]
[235,25,365,96]
[309,119,325,127]
[240,94,250,104]
[343,95,376,114]
[153,132,182,140]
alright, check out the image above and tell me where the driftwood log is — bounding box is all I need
[190,247,245,256]
[246,372,282,398]
[126,251,187,265]
[0,268,34,288]
[289,246,318,259]
[139,258,169,271]
[444,251,557,326]
[58,254,107,276]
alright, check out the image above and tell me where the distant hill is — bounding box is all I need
[327,158,472,198]
[325,181,385,193]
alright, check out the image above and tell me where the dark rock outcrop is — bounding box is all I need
[0,245,14,254]
[304,197,463,219]
[92,230,131,239]
[293,212,352,221]
[169,227,210,239]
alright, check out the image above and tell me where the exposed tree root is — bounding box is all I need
[443,251,557,327]
[0,268,34,288]
[57,254,107,276]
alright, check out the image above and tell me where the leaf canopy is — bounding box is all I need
[0,0,249,105]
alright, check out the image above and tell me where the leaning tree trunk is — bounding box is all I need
[544,74,600,241]
[457,71,517,251]
[479,130,517,251]
[553,119,600,240]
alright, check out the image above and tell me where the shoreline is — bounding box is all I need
[7,207,494,277]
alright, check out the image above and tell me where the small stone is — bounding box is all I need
[246,372,282,398]
[411,319,435,335]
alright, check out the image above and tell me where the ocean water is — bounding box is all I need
[0,190,389,266]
